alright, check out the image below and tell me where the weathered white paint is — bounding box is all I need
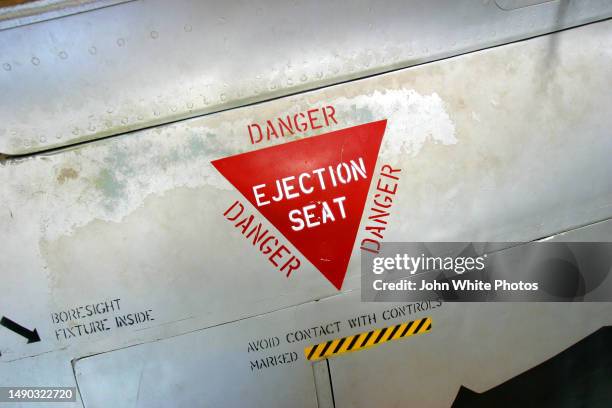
[0,18,611,408]
[1,0,611,155]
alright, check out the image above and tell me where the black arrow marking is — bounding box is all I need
[0,316,41,343]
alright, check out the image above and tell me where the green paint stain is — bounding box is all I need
[105,145,137,177]
[351,104,374,122]
[93,168,126,211]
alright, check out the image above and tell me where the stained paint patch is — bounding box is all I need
[56,168,78,184]
[93,169,127,212]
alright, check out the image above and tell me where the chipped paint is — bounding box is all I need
[332,89,457,160]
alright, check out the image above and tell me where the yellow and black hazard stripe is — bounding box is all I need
[304,316,432,361]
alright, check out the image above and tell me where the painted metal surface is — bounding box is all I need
[330,219,612,408]
[0,15,611,408]
[1,0,611,155]
[73,286,612,407]
[0,0,133,30]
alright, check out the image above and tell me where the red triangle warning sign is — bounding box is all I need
[212,119,387,289]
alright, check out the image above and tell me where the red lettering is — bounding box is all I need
[248,124,263,144]
[247,106,339,145]
[307,109,322,130]
[223,200,302,278]
[323,105,338,126]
